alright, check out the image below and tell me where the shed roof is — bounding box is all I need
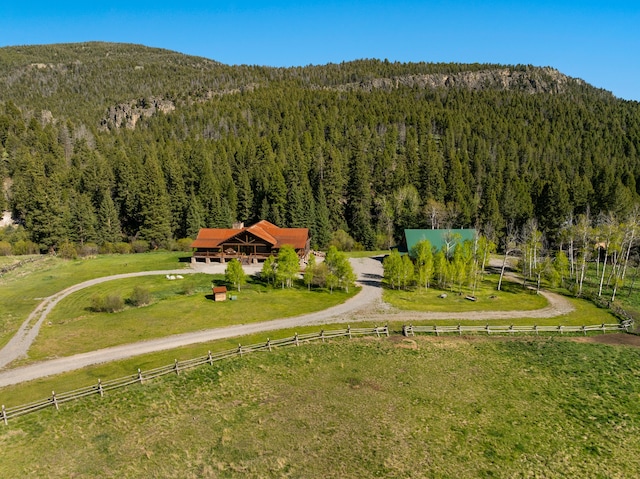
[212,286,227,294]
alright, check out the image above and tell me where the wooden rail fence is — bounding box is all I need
[1,319,635,425]
[402,320,634,337]
[1,325,389,425]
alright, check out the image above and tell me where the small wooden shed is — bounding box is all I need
[212,286,227,302]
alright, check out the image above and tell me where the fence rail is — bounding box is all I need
[402,321,633,337]
[2,319,635,425]
[1,325,389,425]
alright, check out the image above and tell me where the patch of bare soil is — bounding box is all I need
[570,333,640,348]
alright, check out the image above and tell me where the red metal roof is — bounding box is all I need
[191,220,309,250]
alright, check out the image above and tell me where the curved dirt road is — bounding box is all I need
[0,269,195,370]
[0,257,575,387]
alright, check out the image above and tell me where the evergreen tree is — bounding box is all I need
[314,182,332,249]
[345,135,374,248]
[68,192,98,246]
[97,191,123,244]
[138,151,172,248]
[185,192,206,239]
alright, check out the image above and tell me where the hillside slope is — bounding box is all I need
[0,42,638,252]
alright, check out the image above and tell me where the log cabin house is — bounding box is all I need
[191,220,310,264]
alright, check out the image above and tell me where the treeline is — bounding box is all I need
[1,55,640,254]
[383,209,639,303]
[383,235,495,294]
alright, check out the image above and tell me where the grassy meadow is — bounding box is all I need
[383,274,548,312]
[0,252,188,348]
[1,337,639,478]
[26,274,356,361]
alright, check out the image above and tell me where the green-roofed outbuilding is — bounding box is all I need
[403,229,477,256]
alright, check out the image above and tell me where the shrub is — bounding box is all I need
[91,293,124,313]
[58,242,78,260]
[175,238,194,252]
[99,242,116,254]
[132,240,150,253]
[128,286,152,307]
[114,242,132,254]
[328,229,363,252]
[0,240,12,256]
[78,242,99,257]
[12,240,39,255]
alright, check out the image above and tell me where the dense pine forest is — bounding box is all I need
[1,42,639,255]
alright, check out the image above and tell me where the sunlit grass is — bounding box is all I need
[27,274,357,360]
[2,337,639,478]
[0,252,187,347]
[384,274,548,312]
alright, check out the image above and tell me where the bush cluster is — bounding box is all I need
[128,286,152,307]
[90,294,124,313]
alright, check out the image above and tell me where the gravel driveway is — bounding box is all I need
[0,256,575,387]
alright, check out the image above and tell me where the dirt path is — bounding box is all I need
[0,269,195,370]
[0,257,577,388]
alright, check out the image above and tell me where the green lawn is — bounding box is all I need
[384,296,618,328]
[384,275,548,312]
[2,337,639,478]
[26,274,357,361]
[0,252,188,348]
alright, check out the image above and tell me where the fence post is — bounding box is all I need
[458,324,462,336]
[51,391,59,411]
[601,323,606,334]
[485,324,490,335]
[208,350,213,365]
[98,379,104,397]
[534,325,538,336]
[138,368,143,384]
[238,344,243,357]
[582,325,587,336]
[559,325,563,335]
[375,326,380,338]
[435,325,439,337]
[295,333,299,347]
[385,324,389,337]
[2,405,7,426]
[174,359,180,375]
[267,338,272,351]
[347,325,352,339]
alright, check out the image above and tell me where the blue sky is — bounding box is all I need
[1,1,638,101]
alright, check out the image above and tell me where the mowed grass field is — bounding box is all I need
[0,252,188,348]
[1,337,639,478]
[383,274,548,312]
[27,274,356,361]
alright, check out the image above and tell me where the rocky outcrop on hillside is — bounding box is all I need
[100,84,259,130]
[100,97,175,130]
[335,67,582,95]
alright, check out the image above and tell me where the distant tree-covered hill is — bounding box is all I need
[0,42,638,252]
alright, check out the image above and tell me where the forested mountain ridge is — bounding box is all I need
[0,42,605,125]
[0,42,638,254]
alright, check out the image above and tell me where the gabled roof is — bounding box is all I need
[191,220,309,250]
